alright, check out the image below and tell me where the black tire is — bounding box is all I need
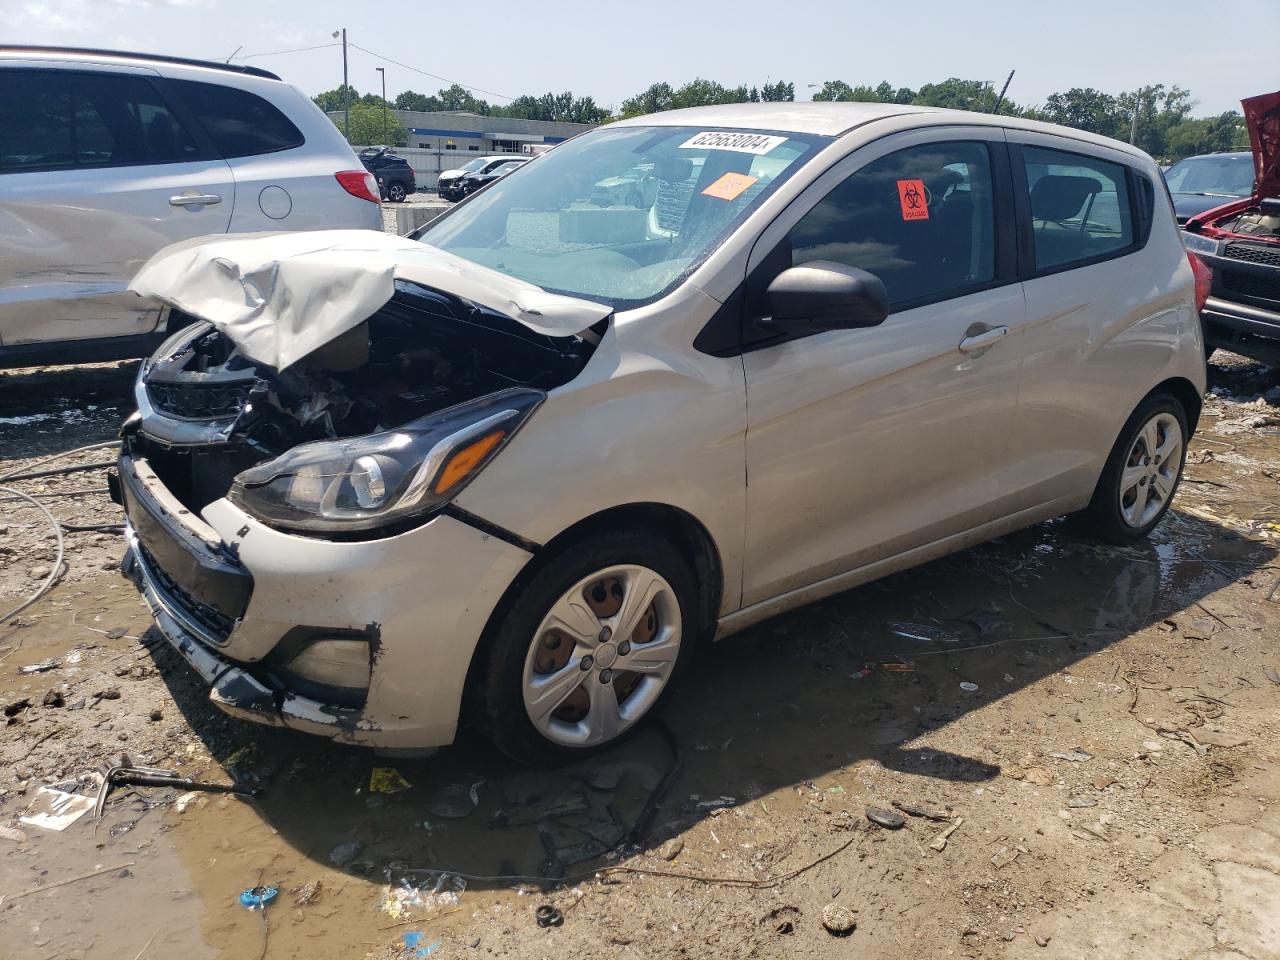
[468,528,700,766]
[1076,391,1188,544]
[387,181,407,203]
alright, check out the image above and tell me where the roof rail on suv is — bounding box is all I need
[0,45,282,81]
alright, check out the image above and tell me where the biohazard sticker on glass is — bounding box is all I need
[679,131,788,155]
[896,179,929,221]
[702,172,758,201]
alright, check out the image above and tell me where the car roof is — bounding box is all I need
[0,45,281,81]
[610,102,1153,162]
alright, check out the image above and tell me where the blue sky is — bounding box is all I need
[5,0,1275,115]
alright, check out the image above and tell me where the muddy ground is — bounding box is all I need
[2,354,1279,960]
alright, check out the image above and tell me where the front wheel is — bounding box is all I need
[1076,392,1188,544]
[469,530,698,765]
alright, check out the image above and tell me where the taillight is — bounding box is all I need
[335,170,381,204]
[1187,250,1212,313]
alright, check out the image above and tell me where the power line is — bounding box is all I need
[231,41,340,61]
[346,42,514,102]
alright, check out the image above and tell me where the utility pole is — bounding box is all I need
[334,28,349,141]
[376,66,387,146]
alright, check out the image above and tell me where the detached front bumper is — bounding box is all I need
[115,445,535,749]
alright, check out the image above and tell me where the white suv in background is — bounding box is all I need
[0,46,383,369]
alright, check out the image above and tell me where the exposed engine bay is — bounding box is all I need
[1208,199,1280,243]
[130,281,600,515]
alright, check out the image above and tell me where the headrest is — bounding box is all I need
[1030,175,1102,221]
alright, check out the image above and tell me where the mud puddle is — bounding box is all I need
[3,354,1280,959]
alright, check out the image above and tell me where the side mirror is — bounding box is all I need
[761,261,889,335]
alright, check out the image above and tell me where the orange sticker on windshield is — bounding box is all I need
[897,179,929,220]
[702,172,758,201]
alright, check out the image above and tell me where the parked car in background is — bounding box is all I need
[359,146,415,202]
[117,102,1203,764]
[591,162,658,207]
[0,46,382,369]
[1183,91,1280,365]
[455,158,526,198]
[1163,151,1255,223]
[437,155,526,201]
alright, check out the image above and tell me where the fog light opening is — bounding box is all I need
[286,638,372,691]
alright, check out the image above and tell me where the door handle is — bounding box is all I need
[958,325,1009,353]
[169,193,222,207]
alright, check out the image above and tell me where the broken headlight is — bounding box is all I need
[228,387,543,533]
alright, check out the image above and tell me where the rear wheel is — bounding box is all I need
[470,530,698,765]
[387,181,407,203]
[1077,392,1187,544]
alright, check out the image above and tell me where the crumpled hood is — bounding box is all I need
[1244,90,1280,199]
[129,230,611,371]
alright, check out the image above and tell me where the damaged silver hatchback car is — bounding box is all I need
[116,103,1207,763]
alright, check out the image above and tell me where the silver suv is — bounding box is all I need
[0,46,383,369]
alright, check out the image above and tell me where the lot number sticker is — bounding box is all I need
[679,131,788,155]
[896,179,929,220]
[702,172,759,201]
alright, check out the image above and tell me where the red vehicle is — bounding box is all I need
[1182,91,1280,364]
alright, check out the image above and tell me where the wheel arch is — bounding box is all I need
[460,501,724,718]
[1152,375,1202,436]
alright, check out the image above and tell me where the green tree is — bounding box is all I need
[912,78,996,112]
[1040,87,1126,137]
[394,89,442,112]
[760,80,795,102]
[330,101,407,147]
[435,83,490,114]
[494,92,610,124]
[620,82,675,117]
[312,84,361,112]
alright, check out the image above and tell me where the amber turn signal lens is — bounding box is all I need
[433,430,506,495]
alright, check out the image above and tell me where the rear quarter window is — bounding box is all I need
[163,79,304,158]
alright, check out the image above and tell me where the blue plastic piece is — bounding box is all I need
[239,885,278,909]
[402,932,440,957]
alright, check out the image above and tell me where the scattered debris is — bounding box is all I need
[4,696,31,717]
[19,658,59,674]
[173,791,201,814]
[929,817,963,852]
[535,904,564,928]
[20,774,103,830]
[1036,935,1052,947]
[1049,748,1093,762]
[381,873,466,919]
[1066,796,1098,808]
[695,795,736,810]
[401,932,441,958]
[370,767,412,794]
[1092,775,1117,790]
[293,880,323,906]
[849,664,873,680]
[821,903,857,936]
[865,806,906,829]
[887,621,959,643]
[42,689,65,708]
[658,838,684,861]
[429,782,480,819]
[239,885,278,909]
[762,905,800,935]
[1022,766,1055,786]
[329,841,363,867]
[0,825,28,843]
[959,682,979,693]
[892,800,952,821]
[991,846,1020,869]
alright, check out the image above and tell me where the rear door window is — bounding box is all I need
[163,79,304,158]
[1021,145,1134,271]
[0,69,203,172]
